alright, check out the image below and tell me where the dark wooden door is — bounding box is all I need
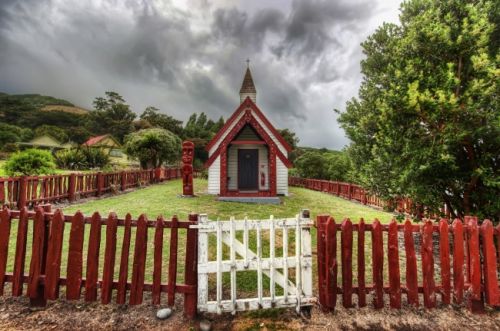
[238,149,258,190]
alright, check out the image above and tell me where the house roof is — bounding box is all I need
[205,97,292,153]
[18,134,63,149]
[204,99,293,169]
[83,134,120,147]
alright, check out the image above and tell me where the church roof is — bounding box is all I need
[239,67,256,94]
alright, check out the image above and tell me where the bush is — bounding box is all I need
[55,148,87,170]
[4,149,56,176]
[81,147,110,169]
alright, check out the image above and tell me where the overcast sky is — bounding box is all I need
[0,0,401,149]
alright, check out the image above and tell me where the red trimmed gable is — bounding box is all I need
[204,106,292,169]
[205,97,293,153]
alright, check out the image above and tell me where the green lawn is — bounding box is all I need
[6,178,397,300]
[62,178,393,222]
[0,161,6,176]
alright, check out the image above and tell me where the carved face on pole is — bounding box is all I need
[182,141,194,164]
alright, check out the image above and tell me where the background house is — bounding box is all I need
[82,134,134,166]
[18,134,68,152]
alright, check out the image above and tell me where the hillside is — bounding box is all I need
[0,92,75,109]
[40,104,88,115]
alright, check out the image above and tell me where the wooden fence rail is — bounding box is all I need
[0,205,198,318]
[289,177,436,217]
[0,167,182,210]
[316,215,500,313]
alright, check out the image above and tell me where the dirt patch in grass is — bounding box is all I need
[0,295,499,331]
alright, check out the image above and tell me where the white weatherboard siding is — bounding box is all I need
[208,110,245,155]
[208,155,221,194]
[251,110,287,155]
[277,157,288,196]
[227,144,269,190]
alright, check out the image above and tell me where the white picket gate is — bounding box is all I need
[191,210,314,314]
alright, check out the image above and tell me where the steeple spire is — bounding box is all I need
[239,62,256,104]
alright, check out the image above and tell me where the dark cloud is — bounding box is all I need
[0,0,399,149]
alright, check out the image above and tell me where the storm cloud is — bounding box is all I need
[0,0,401,149]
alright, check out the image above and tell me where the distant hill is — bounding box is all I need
[40,105,88,115]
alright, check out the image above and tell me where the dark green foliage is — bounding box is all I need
[183,113,225,166]
[66,126,93,144]
[55,148,110,170]
[0,123,33,148]
[34,125,68,143]
[89,91,136,143]
[81,148,110,169]
[140,106,183,136]
[124,128,181,169]
[294,150,352,181]
[54,148,87,170]
[337,0,499,220]
[4,149,56,176]
[277,129,299,150]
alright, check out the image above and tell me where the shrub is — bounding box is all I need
[82,147,110,169]
[55,148,87,170]
[4,149,56,176]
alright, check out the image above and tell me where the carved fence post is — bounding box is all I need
[182,141,195,196]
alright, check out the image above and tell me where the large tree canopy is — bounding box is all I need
[124,128,181,169]
[90,92,136,143]
[338,0,499,220]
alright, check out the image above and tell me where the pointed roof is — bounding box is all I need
[239,67,256,94]
[205,97,292,153]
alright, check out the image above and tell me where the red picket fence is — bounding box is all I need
[0,205,198,318]
[289,177,438,217]
[0,167,182,210]
[316,215,500,313]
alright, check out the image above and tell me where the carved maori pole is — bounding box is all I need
[182,141,195,196]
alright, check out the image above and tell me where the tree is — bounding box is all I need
[124,128,181,169]
[294,151,330,180]
[4,149,56,176]
[278,128,299,150]
[337,0,499,220]
[0,123,33,148]
[90,92,136,143]
[34,125,68,142]
[140,106,183,136]
[325,151,353,182]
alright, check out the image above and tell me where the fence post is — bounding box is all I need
[154,167,162,182]
[29,203,51,307]
[197,214,209,312]
[120,171,126,191]
[184,213,199,318]
[17,176,28,210]
[467,217,485,313]
[316,215,329,311]
[68,173,76,202]
[96,172,104,197]
[347,183,352,200]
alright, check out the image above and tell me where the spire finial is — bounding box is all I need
[246,58,250,68]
